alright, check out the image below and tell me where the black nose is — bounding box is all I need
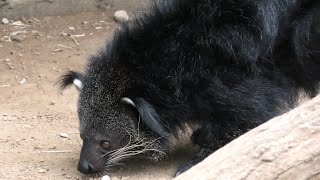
[77,159,95,174]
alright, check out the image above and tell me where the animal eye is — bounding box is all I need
[101,141,111,150]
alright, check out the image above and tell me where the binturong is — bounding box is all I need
[58,0,320,177]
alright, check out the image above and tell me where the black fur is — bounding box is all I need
[134,98,168,137]
[60,0,320,176]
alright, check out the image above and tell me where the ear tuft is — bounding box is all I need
[121,97,136,107]
[73,79,83,90]
[57,71,83,91]
[135,98,167,137]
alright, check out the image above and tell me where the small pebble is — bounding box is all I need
[59,133,70,139]
[11,36,24,42]
[114,10,129,23]
[101,175,110,180]
[37,168,46,173]
[19,78,27,84]
[50,101,55,105]
[2,18,9,24]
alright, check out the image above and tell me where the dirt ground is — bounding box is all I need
[0,11,190,180]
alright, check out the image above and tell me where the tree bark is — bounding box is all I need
[175,95,320,180]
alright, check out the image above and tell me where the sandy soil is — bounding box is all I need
[0,11,190,180]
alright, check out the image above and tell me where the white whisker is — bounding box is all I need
[102,132,167,170]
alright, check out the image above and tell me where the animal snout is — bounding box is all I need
[77,159,96,174]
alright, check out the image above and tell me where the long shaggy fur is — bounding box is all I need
[100,0,320,133]
[60,0,320,176]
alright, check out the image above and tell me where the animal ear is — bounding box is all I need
[121,97,136,107]
[134,98,167,137]
[58,71,84,91]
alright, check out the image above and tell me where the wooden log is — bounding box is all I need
[175,95,320,180]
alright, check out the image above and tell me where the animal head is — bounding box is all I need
[58,68,169,174]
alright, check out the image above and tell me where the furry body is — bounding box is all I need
[60,0,320,176]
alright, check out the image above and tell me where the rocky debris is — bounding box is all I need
[61,32,69,37]
[10,31,27,36]
[21,17,40,24]
[1,114,19,121]
[31,30,43,37]
[37,168,46,173]
[19,78,27,84]
[11,36,24,42]
[114,10,129,23]
[31,30,38,34]
[10,31,27,42]
[69,27,75,31]
[2,18,9,24]
[0,36,11,42]
[4,58,14,69]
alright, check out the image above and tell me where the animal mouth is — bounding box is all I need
[101,134,166,173]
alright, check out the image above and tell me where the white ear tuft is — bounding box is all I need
[73,79,83,90]
[121,97,136,107]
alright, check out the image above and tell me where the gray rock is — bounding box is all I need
[11,35,24,42]
[114,10,129,23]
[2,18,9,24]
